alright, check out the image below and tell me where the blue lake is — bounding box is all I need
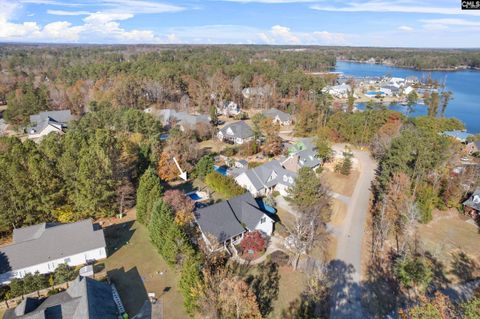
[334,61,480,133]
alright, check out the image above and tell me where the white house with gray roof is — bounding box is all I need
[217,121,254,145]
[145,108,210,132]
[263,108,292,126]
[0,219,107,285]
[4,276,120,319]
[194,193,274,250]
[27,110,73,141]
[235,160,296,197]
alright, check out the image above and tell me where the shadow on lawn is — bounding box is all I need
[104,220,135,258]
[108,266,149,317]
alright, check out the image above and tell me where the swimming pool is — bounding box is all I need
[214,165,228,176]
[255,199,277,214]
[366,91,384,96]
[187,193,202,200]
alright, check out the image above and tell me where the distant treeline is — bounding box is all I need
[328,47,480,70]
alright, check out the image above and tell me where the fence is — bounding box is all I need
[0,269,107,311]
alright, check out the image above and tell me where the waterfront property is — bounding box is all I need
[0,219,107,284]
[442,130,473,143]
[194,193,274,251]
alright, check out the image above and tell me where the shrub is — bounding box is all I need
[205,172,245,199]
[223,146,237,157]
[240,231,266,254]
[193,154,215,180]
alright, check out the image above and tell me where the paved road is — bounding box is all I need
[329,144,377,319]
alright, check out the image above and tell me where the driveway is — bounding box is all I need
[329,144,377,319]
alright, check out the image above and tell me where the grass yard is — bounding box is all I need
[268,267,307,319]
[103,220,188,319]
[321,169,359,197]
[417,210,480,282]
[198,139,227,153]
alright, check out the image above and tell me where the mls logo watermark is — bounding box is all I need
[462,1,480,9]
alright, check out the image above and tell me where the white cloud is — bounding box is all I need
[311,1,480,16]
[271,25,300,44]
[222,0,316,3]
[97,0,184,14]
[398,25,414,32]
[47,9,91,16]
[420,18,480,28]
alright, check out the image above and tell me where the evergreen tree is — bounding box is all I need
[193,154,215,181]
[136,168,163,225]
[286,167,331,223]
[179,253,202,315]
[148,200,186,265]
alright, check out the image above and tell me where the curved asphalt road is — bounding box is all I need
[329,144,377,319]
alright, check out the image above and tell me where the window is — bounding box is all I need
[64,258,71,264]
[261,217,266,223]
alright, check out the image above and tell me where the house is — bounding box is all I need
[0,219,107,285]
[263,108,292,126]
[380,85,400,96]
[463,188,480,220]
[281,149,322,172]
[287,137,316,155]
[405,76,419,84]
[242,86,271,99]
[217,121,254,145]
[194,193,274,250]
[403,86,415,95]
[235,159,248,169]
[27,110,73,140]
[322,84,352,98]
[145,108,210,131]
[235,160,296,197]
[217,101,241,117]
[442,130,473,143]
[4,276,121,319]
[466,140,480,155]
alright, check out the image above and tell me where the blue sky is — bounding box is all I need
[1,0,479,47]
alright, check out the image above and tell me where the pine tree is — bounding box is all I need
[136,168,163,225]
[179,253,202,315]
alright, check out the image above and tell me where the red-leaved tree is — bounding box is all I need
[240,231,266,254]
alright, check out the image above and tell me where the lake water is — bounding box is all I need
[334,61,480,133]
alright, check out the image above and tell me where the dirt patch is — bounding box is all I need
[330,199,348,226]
[322,169,359,197]
[198,139,227,153]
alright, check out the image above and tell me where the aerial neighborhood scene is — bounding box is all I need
[0,1,480,318]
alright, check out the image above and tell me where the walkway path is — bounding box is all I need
[329,144,377,319]
[232,236,286,265]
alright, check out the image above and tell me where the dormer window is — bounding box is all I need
[288,177,293,184]
[283,175,288,182]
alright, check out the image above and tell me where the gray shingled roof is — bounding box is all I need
[157,109,209,127]
[463,188,480,211]
[4,276,119,319]
[194,193,268,243]
[296,149,321,168]
[28,110,73,135]
[219,121,254,139]
[263,108,291,122]
[240,160,296,192]
[0,219,106,273]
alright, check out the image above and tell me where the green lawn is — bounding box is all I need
[103,219,188,319]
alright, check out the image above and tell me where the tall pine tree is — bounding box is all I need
[136,168,162,224]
